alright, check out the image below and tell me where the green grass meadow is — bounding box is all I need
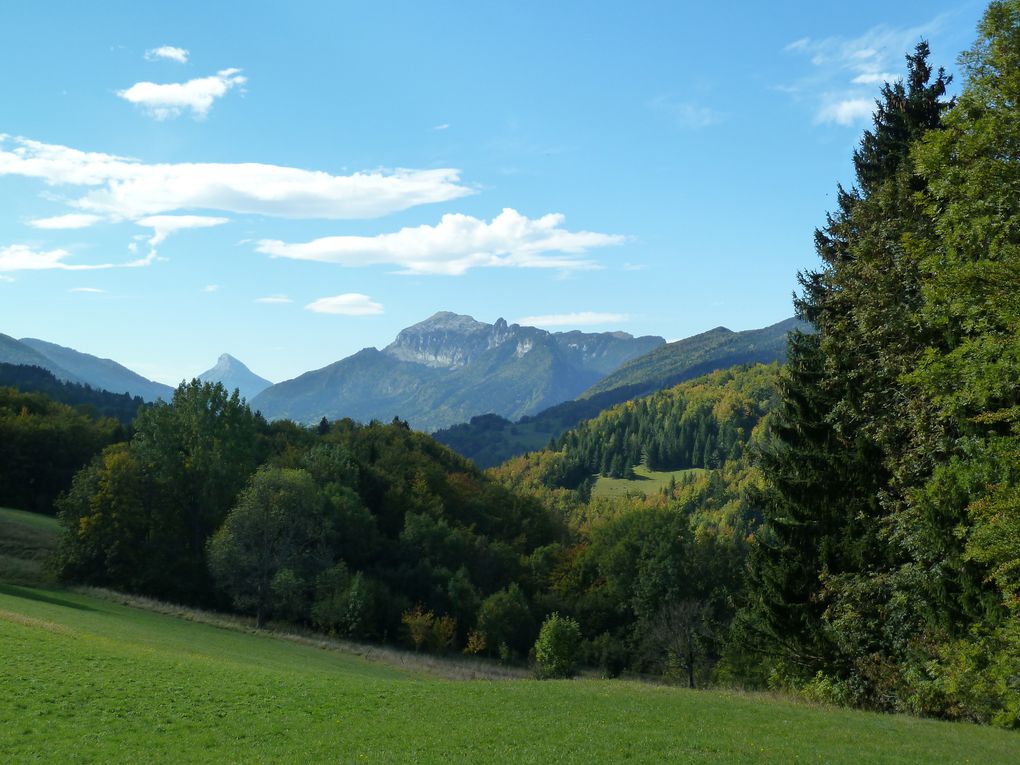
[592,465,707,499]
[1,507,1017,763]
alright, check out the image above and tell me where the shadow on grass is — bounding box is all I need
[0,583,96,611]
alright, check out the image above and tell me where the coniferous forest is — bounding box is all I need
[2,0,1020,744]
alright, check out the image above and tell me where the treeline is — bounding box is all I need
[57,381,565,658]
[0,385,125,514]
[0,363,148,424]
[552,365,777,483]
[740,12,1020,728]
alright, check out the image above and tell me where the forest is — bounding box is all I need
[2,0,1018,731]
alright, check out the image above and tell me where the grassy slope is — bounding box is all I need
[592,465,708,498]
[1,509,1016,763]
[0,506,58,586]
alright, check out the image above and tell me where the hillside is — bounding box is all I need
[252,312,664,430]
[0,362,146,424]
[198,353,273,401]
[434,317,800,467]
[0,333,79,382]
[19,337,173,402]
[1,574,1014,763]
[581,316,805,399]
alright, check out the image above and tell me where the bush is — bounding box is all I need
[534,612,582,679]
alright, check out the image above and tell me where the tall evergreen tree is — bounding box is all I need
[743,42,953,692]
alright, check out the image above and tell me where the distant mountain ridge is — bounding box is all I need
[198,354,273,401]
[252,312,665,431]
[433,316,806,467]
[0,334,172,402]
[19,338,174,402]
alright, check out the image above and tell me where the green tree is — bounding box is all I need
[207,467,332,628]
[534,612,583,679]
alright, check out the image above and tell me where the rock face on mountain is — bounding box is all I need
[198,354,273,401]
[16,337,173,401]
[252,312,665,431]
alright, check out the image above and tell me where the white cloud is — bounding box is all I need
[0,243,156,273]
[816,98,875,126]
[144,46,189,64]
[305,293,383,316]
[69,287,105,293]
[0,275,13,282]
[782,18,943,126]
[255,295,293,304]
[852,72,901,85]
[0,135,472,220]
[649,97,723,129]
[514,312,629,328]
[28,213,103,229]
[257,208,625,276]
[433,123,450,131]
[135,214,229,246]
[202,284,219,292]
[118,68,246,120]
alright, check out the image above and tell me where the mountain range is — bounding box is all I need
[433,317,805,467]
[250,312,665,431]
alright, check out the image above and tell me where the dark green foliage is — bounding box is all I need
[477,583,536,660]
[0,363,146,424]
[534,612,583,678]
[740,11,1020,727]
[57,380,267,601]
[0,385,123,514]
[207,467,333,627]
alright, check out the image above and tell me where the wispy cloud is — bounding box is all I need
[69,287,106,293]
[305,293,383,316]
[0,135,472,220]
[136,214,229,246]
[255,295,293,304]
[433,123,450,131]
[0,244,123,272]
[649,96,723,129]
[257,208,625,276]
[202,284,219,293]
[28,213,103,229]
[782,18,943,126]
[514,311,629,328]
[118,68,246,119]
[144,45,189,64]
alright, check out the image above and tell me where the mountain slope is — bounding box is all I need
[198,354,272,401]
[433,317,806,467]
[20,338,173,402]
[0,334,80,382]
[581,317,805,399]
[251,312,664,430]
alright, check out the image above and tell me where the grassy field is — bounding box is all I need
[1,508,1017,763]
[0,506,58,586]
[592,464,707,498]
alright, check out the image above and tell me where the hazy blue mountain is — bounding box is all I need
[433,316,807,467]
[580,316,806,398]
[198,354,273,401]
[0,334,80,382]
[20,337,173,402]
[252,312,665,430]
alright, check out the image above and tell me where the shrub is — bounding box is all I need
[534,612,582,679]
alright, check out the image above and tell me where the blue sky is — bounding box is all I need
[0,1,987,385]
